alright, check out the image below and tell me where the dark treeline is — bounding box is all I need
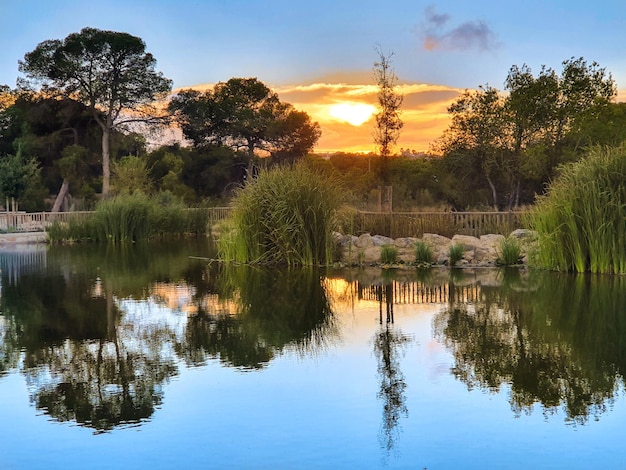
[1,27,625,212]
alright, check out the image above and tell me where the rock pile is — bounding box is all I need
[334,229,537,267]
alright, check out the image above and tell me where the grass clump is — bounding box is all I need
[380,245,398,265]
[218,163,344,266]
[48,192,208,243]
[414,241,433,264]
[497,236,521,266]
[527,144,626,273]
[448,243,464,266]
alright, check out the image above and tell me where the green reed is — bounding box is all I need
[48,192,208,243]
[380,245,398,264]
[448,243,464,266]
[527,144,626,273]
[497,236,521,266]
[218,163,344,266]
[414,241,433,264]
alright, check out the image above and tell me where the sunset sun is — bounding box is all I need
[328,102,376,126]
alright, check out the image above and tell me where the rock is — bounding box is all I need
[509,229,538,240]
[371,235,395,246]
[451,234,481,250]
[394,237,418,248]
[355,233,374,248]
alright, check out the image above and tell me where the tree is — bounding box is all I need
[436,85,512,209]
[373,47,403,169]
[0,148,41,211]
[169,78,320,163]
[19,27,172,198]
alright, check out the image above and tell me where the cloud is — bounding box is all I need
[419,5,499,52]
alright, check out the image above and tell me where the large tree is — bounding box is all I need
[169,77,320,163]
[19,27,172,198]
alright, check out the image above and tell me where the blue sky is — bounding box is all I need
[2,0,625,152]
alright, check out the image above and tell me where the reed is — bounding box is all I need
[448,243,464,266]
[48,192,208,243]
[527,144,626,273]
[497,236,521,266]
[414,241,433,264]
[380,245,398,264]
[218,163,344,265]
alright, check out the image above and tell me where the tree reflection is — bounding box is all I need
[372,279,410,453]
[0,242,213,432]
[175,265,337,370]
[435,269,626,423]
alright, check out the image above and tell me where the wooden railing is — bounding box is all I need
[1,207,525,238]
[351,211,525,238]
[0,211,94,232]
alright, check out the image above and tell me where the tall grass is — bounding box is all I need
[497,236,521,266]
[527,144,626,273]
[47,192,208,243]
[380,245,398,264]
[218,163,344,266]
[448,243,464,266]
[414,241,433,264]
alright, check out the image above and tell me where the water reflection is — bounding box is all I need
[434,269,626,424]
[371,276,411,454]
[175,265,337,369]
[0,242,337,431]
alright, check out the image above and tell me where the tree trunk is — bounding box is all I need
[51,178,70,213]
[486,176,498,210]
[102,125,111,198]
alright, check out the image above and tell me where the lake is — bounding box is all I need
[1,239,625,469]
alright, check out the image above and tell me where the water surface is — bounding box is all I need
[1,241,625,469]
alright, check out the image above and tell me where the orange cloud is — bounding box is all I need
[275,82,462,154]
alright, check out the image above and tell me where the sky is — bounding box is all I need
[2,0,626,153]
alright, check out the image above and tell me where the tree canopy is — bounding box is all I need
[19,27,172,198]
[169,77,320,163]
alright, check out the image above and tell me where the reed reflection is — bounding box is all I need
[175,265,338,370]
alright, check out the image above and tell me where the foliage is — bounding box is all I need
[373,47,403,181]
[497,237,521,266]
[448,243,464,266]
[47,192,208,243]
[19,27,172,197]
[111,155,153,195]
[169,77,320,163]
[218,163,344,265]
[0,150,41,208]
[414,241,433,264]
[436,57,617,209]
[380,245,398,264]
[527,144,626,273]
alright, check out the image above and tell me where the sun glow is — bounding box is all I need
[328,102,376,126]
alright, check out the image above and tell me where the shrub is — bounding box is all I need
[497,236,521,266]
[380,245,398,264]
[218,163,344,265]
[527,144,626,273]
[414,241,433,264]
[47,192,208,243]
[448,243,464,266]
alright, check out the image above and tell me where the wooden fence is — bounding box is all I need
[1,207,525,238]
[351,211,525,238]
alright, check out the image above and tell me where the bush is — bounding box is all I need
[527,144,626,273]
[218,163,344,265]
[448,243,464,266]
[414,241,433,264]
[380,245,398,264]
[497,236,521,266]
[48,192,208,243]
